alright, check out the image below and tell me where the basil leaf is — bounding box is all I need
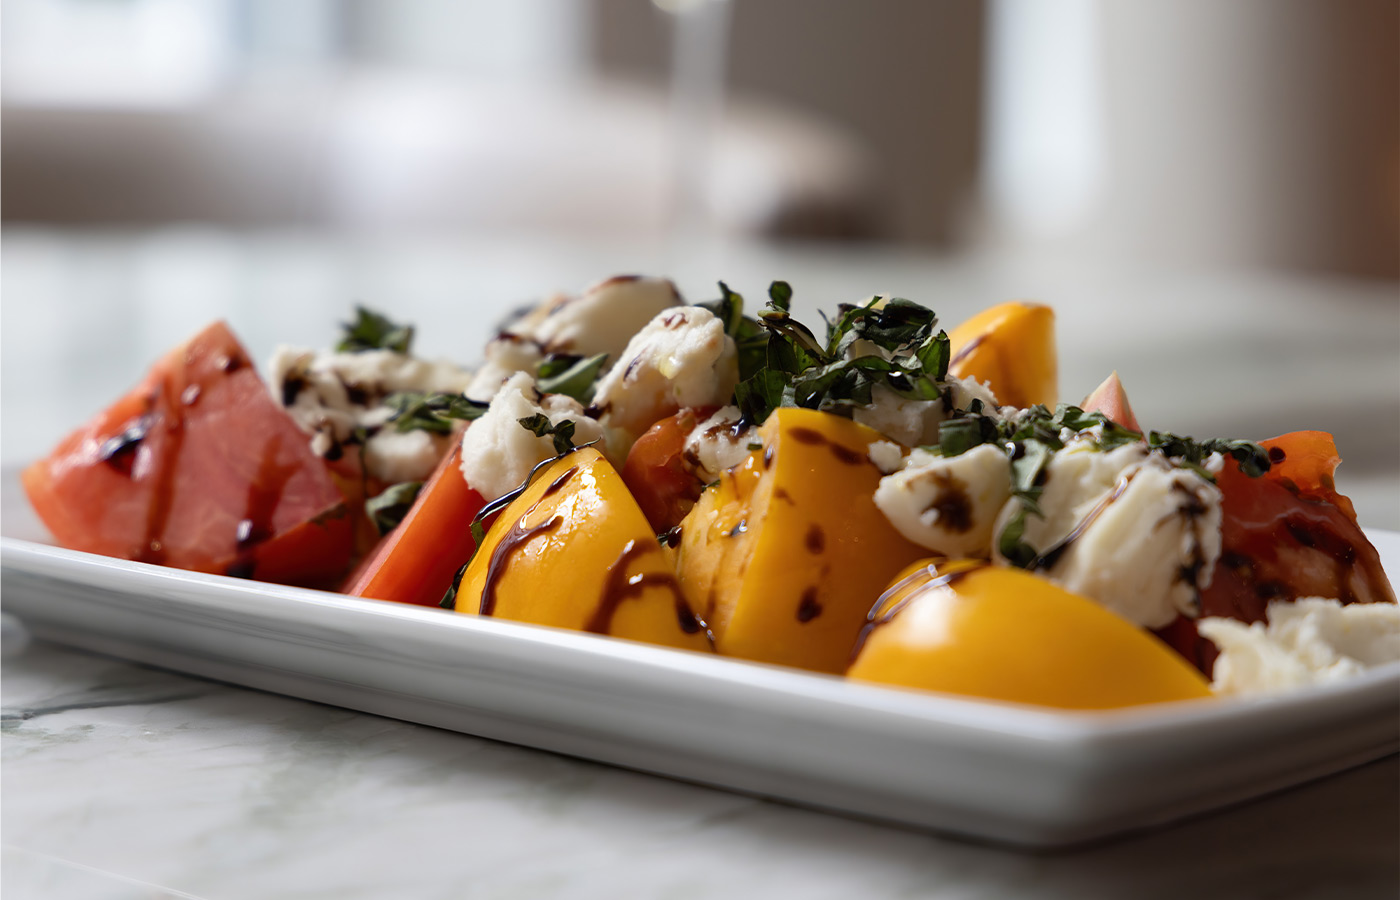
[768,280,793,310]
[536,352,609,404]
[385,391,489,434]
[1147,432,1270,479]
[365,481,423,536]
[1009,440,1054,515]
[937,414,998,457]
[997,508,1039,569]
[440,562,470,609]
[518,414,578,456]
[338,306,414,354]
[734,367,788,424]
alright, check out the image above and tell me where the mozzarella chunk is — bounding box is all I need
[993,443,1224,629]
[1200,599,1400,695]
[465,277,681,402]
[683,406,760,482]
[458,372,605,501]
[465,336,546,403]
[534,275,682,358]
[867,439,905,475]
[593,307,738,455]
[268,346,471,483]
[362,429,444,486]
[874,444,1011,558]
[852,376,1002,447]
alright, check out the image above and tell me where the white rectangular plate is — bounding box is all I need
[2,478,1396,847]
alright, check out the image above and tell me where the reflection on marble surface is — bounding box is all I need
[2,621,1397,900]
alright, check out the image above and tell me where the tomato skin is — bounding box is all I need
[23,321,354,587]
[1155,431,1394,674]
[345,444,487,607]
[621,408,715,533]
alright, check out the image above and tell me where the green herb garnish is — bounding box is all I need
[517,414,578,456]
[1147,432,1271,479]
[337,306,414,354]
[536,352,609,404]
[365,481,423,536]
[935,403,1271,569]
[385,391,489,434]
[718,283,954,425]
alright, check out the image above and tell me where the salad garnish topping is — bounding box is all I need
[336,306,415,354]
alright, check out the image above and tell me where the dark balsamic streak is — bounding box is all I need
[788,427,867,466]
[850,564,980,663]
[97,412,157,476]
[477,467,579,616]
[949,335,984,367]
[584,539,712,645]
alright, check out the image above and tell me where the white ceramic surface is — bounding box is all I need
[3,477,1397,847]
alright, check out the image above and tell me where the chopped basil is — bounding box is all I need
[952,403,1272,570]
[337,306,414,354]
[385,391,489,434]
[536,352,609,404]
[1147,432,1272,478]
[517,414,578,456]
[365,481,423,536]
[440,561,470,609]
[716,284,956,426]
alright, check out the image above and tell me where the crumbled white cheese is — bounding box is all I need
[852,385,941,448]
[465,337,546,403]
[458,372,605,501]
[852,376,1002,447]
[874,444,1011,558]
[465,277,680,402]
[992,442,1223,629]
[868,440,905,475]
[362,429,444,486]
[1201,598,1400,695]
[683,406,759,482]
[268,346,472,483]
[946,375,1000,412]
[534,276,681,358]
[592,307,738,456]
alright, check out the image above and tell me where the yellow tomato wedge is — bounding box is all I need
[946,301,1057,408]
[676,408,927,673]
[454,447,712,653]
[848,560,1212,709]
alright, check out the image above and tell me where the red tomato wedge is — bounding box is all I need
[344,443,486,607]
[1156,431,1395,673]
[22,321,354,587]
[620,407,716,533]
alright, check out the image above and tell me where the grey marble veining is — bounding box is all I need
[3,625,1397,900]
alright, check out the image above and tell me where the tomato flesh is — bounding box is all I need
[1155,431,1394,673]
[345,443,487,607]
[23,321,354,586]
[621,407,716,533]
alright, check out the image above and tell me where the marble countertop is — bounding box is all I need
[2,228,1398,898]
[4,621,1398,900]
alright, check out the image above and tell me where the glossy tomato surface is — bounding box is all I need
[1157,431,1395,673]
[23,321,354,586]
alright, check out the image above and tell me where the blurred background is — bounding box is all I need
[4,0,1397,273]
[2,0,1398,523]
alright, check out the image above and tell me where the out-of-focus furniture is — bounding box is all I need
[0,74,875,238]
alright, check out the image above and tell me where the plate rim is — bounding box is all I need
[4,528,1397,744]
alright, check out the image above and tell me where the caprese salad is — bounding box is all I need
[23,276,1398,709]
